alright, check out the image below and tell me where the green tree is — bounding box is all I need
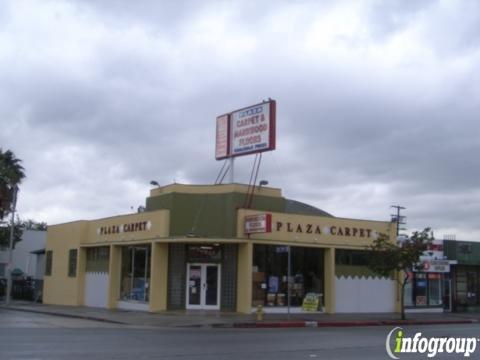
[0,149,26,220]
[21,219,48,231]
[0,219,23,249]
[367,228,433,320]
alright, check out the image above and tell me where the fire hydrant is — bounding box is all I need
[256,305,264,321]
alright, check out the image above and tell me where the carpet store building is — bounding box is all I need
[44,183,400,314]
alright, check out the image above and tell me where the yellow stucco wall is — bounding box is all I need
[236,242,253,313]
[324,247,336,313]
[44,210,170,307]
[107,245,122,309]
[43,221,88,306]
[149,242,169,312]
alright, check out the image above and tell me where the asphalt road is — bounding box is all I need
[1,309,479,360]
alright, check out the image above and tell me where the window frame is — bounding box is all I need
[68,249,78,277]
[45,250,53,276]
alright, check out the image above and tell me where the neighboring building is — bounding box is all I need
[30,249,46,280]
[44,183,399,313]
[444,240,480,312]
[403,240,455,312]
[0,229,46,279]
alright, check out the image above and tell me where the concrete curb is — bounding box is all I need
[231,319,478,329]
[2,305,477,329]
[0,306,126,325]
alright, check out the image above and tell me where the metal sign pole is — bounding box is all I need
[229,157,235,184]
[287,245,291,319]
[6,185,18,306]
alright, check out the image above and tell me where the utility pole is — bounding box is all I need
[390,205,406,237]
[5,185,18,305]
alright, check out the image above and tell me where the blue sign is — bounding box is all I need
[276,246,289,253]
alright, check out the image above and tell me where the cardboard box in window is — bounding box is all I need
[252,272,266,282]
[266,293,276,306]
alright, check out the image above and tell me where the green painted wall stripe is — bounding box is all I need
[146,192,286,238]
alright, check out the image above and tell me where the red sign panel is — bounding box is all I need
[244,213,272,234]
[215,114,229,160]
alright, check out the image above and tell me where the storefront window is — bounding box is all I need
[466,272,478,305]
[86,246,109,272]
[428,273,442,306]
[414,273,428,306]
[252,245,324,309]
[405,272,444,308]
[335,249,370,266]
[454,266,480,310]
[120,245,151,302]
[403,272,414,307]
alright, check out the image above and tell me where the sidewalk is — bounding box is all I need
[1,301,479,329]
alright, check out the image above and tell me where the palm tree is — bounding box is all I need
[0,149,26,220]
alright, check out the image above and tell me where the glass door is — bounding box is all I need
[187,265,202,307]
[205,265,219,307]
[186,263,220,310]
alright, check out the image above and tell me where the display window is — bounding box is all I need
[454,265,480,310]
[404,271,444,307]
[252,245,324,309]
[120,245,151,302]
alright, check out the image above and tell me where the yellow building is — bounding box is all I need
[44,183,399,313]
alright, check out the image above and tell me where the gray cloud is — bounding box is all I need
[1,0,480,240]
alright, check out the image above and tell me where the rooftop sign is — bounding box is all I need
[215,114,229,159]
[215,100,276,159]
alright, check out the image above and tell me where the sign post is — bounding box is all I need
[5,185,18,306]
[229,157,234,184]
[287,245,291,319]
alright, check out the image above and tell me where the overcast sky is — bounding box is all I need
[1,0,479,240]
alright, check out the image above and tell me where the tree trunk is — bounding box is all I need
[400,274,408,321]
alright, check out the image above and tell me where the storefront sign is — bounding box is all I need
[97,221,151,236]
[215,100,276,159]
[302,293,321,312]
[423,240,445,260]
[275,221,373,238]
[418,260,450,273]
[187,245,222,263]
[215,115,229,159]
[230,101,275,157]
[275,246,289,253]
[245,214,272,234]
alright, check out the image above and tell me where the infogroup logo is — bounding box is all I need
[386,327,478,358]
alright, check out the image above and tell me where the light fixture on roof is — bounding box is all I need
[150,180,160,187]
[259,180,268,187]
